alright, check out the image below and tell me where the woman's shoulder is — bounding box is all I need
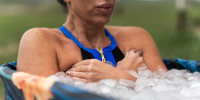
[22,28,61,41]
[106,26,151,42]
[19,27,75,55]
[106,26,149,37]
[20,27,71,46]
[20,27,79,53]
[105,26,154,51]
[18,28,61,54]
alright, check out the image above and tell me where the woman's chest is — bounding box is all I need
[56,44,125,71]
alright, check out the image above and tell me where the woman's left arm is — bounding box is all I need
[107,26,167,72]
[135,28,168,71]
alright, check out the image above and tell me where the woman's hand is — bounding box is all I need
[66,59,136,82]
[117,49,145,71]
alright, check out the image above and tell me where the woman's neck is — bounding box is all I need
[63,15,108,49]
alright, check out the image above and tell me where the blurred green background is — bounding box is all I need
[0,0,200,99]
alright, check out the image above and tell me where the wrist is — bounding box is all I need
[122,72,137,82]
[114,68,137,82]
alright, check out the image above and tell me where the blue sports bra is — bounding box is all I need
[59,26,124,67]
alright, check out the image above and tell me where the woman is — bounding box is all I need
[17,0,167,82]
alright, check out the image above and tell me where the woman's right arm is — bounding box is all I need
[17,28,59,77]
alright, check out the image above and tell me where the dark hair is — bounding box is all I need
[57,0,68,13]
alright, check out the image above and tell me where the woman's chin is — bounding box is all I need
[89,18,111,26]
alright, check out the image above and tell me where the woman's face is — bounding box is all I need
[67,0,115,26]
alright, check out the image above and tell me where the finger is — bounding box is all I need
[128,57,142,70]
[135,57,144,67]
[70,66,89,72]
[72,59,91,68]
[131,49,137,53]
[129,49,137,54]
[66,71,92,79]
[138,59,146,67]
[136,56,145,67]
[118,53,138,70]
[117,60,130,70]
[116,61,122,68]
[72,59,99,68]
[72,77,89,83]
[124,51,128,56]
[128,51,138,60]
[136,50,143,57]
[125,49,136,56]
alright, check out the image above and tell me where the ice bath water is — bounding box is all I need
[48,67,200,100]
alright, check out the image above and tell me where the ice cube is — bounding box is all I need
[137,66,148,73]
[119,79,135,88]
[135,77,150,91]
[193,72,200,78]
[127,70,138,78]
[99,79,117,88]
[83,82,98,91]
[163,69,180,81]
[181,87,200,97]
[118,84,129,90]
[98,84,112,94]
[153,79,177,91]
[155,66,167,76]
[48,72,67,81]
[74,80,85,87]
[54,72,67,78]
[49,66,200,100]
[139,70,153,78]
[48,75,60,81]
